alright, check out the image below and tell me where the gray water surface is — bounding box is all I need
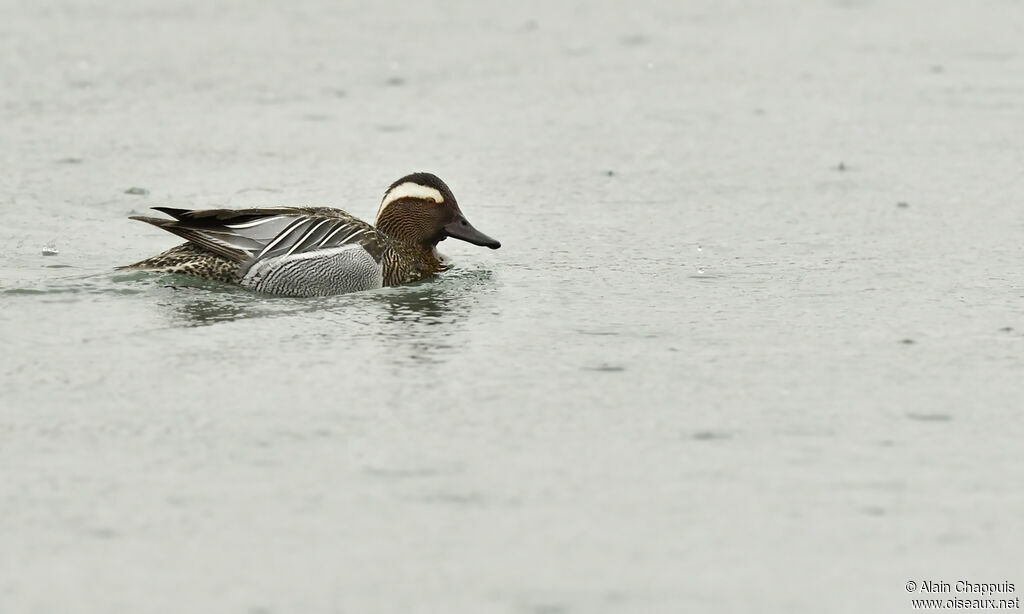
[2,1,1023,612]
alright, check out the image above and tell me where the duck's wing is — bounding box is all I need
[130,207,381,265]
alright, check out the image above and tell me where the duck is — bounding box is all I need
[120,172,500,297]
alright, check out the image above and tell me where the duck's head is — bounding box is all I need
[374,172,501,251]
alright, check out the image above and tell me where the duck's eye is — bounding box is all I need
[460,219,468,226]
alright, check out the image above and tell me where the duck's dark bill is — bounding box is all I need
[444,217,501,249]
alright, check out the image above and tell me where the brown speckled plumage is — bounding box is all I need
[121,243,240,283]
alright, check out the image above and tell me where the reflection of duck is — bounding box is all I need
[156,283,295,327]
[365,269,495,363]
[377,281,450,324]
[160,287,265,327]
[159,267,495,335]
[374,269,494,324]
[120,173,500,297]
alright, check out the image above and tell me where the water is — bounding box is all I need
[2,1,1023,612]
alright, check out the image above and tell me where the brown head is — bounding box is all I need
[374,172,501,253]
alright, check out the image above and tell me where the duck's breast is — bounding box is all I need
[239,244,384,297]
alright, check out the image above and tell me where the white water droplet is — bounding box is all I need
[697,268,705,275]
[42,243,59,256]
[696,244,702,252]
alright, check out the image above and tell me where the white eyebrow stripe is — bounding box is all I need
[285,218,332,257]
[256,217,310,259]
[378,182,444,213]
[225,215,285,229]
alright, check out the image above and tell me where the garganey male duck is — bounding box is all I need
[121,172,500,297]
